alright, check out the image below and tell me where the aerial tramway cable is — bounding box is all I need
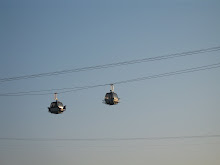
[0,46,220,83]
[0,134,220,142]
[1,62,220,96]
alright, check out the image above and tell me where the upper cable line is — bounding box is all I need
[1,46,220,83]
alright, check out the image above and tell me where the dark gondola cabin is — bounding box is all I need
[104,84,119,105]
[48,93,66,114]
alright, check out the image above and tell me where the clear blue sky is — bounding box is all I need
[1,0,220,165]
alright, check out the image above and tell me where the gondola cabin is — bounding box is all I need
[104,84,119,105]
[48,93,66,114]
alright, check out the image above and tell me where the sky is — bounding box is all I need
[0,0,220,165]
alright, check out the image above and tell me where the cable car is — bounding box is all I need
[104,84,119,105]
[48,93,66,114]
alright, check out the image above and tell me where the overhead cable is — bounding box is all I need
[1,46,220,83]
[0,134,220,142]
[1,62,220,96]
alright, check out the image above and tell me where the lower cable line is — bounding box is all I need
[0,134,220,142]
[1,62,220,96]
